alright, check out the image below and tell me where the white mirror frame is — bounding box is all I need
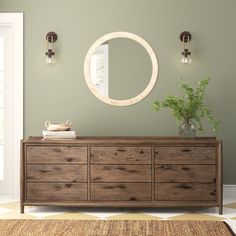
[84,32,159,106]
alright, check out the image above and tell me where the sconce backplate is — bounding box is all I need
[180,31,192,42]
[46,32,58,43]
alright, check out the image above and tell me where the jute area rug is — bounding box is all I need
[0,220,234,236]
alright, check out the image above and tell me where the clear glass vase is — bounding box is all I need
[179,120,196,138]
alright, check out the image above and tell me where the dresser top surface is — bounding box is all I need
[22,136,220,145]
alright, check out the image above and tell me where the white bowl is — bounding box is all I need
[45,120,71,131]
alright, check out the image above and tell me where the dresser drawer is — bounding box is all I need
[27,183,87,201]
[155,165,216,183]
[26,164,87,182]
[91,147,151,164]
[26,146,87,164]
[91,183,151,201]
[91,165,151,182]
[155,183,216,201]
[155,146,216,164]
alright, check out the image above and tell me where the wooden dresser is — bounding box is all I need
[20,137,223,214]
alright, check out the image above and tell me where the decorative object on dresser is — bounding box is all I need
[20,136,223,214]
[153,78,219,138]
[45,120,72,131]
[42,130,76,140]
[43,120,76,139]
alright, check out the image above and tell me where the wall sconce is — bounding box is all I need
[45,32,57,65]
[180,31,192,64]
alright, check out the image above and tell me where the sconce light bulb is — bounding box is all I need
[181,56,192,65]
[45,56,56,65]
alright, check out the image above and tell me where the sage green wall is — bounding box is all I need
[1,0,236,184]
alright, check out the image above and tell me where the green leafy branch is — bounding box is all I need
[153,78,219,132]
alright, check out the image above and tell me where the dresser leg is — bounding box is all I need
[219,205,223,215]
[20,204,24,214]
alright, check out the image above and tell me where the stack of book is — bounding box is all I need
[42,130,76,140]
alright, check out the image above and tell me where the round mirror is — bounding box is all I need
[84,32,159,106]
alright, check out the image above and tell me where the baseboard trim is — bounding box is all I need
[223,185,236,199]
[0,196,11,199]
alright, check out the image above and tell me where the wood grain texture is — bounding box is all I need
[155,165,216,183]
[155,183,216,201]
[91,147,151,164]
[27,183,87,201]
[91,165,151,182]
[24,201,218,208]
[91,183,151,201]
[23,136,219,145]
[27,146,87,164]
[21,137,222,214]
[26,164,87,182]
[155,146,216,164]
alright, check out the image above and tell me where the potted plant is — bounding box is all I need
[153,77,219,137]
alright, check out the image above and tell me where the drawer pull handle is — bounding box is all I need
[129,197,137,201]
[103,186,114,190]
[65,184,72,188]
[182,167,190,171]
[177,184,191,189]
[54,166,61,171]
[161,166,171,170]
[118,184,126,189]
[140,150,144,154]
[117,167,126,171]
[117,149,126,152]
[93,177,101,181]
[103,185,127,190]
[67,158,73,162]
[182,149,191,152]
[104,166,112,170]
[54,148,62,152]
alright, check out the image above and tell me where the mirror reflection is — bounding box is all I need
[90,38,152,100]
